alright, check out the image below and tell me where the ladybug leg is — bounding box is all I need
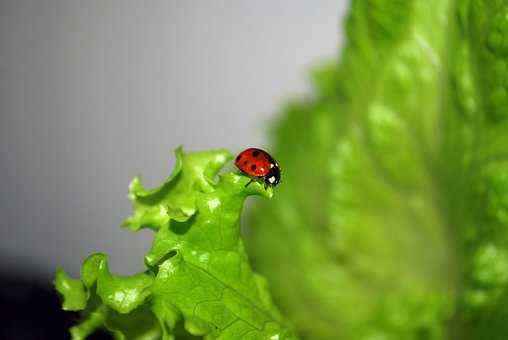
[244,179,254,188]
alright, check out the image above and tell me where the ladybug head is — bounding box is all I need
[265,165,281,187]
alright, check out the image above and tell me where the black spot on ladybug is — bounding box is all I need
[252,150,260,157]
[236,155,241,162]
[251,164,257,171]
[243,160,248,165]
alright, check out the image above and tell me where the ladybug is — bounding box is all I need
[235,147,281,188]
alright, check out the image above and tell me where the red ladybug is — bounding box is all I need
[235,147,281,187]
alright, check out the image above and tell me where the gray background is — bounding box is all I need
[0,1,347,279]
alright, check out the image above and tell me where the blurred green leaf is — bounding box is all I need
[248,0,508,339]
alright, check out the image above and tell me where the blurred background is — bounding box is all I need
[0,1,347,339]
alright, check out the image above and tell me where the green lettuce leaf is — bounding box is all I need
[55,147,297,340]
[248,0,508,339]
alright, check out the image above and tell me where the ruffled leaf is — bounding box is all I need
[56,147,295,340]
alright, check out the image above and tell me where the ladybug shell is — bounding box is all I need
[235,148,276,178]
